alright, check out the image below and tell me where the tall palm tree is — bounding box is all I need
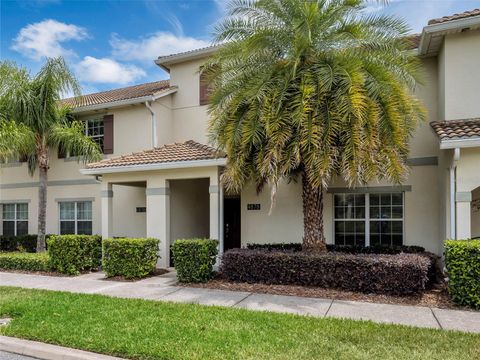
[207,0,425,251]
[0,58,102,252]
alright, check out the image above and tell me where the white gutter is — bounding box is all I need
[418,16,480,56]
[80,158,227,175]
[450,148,460,239]
[440,137,480,149]
[145,101,158,148]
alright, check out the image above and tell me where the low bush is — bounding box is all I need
[47,235,102,275]
[246,242,425,254]
[0,234,54,253]
[221,249,432,295]
[103,238,159,279]
[171,239,218,283]
[0,252,51,272]
[444,239,480,309]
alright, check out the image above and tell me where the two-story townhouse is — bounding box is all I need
[1,9,479,267]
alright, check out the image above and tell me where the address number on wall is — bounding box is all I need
[247,203,261,210]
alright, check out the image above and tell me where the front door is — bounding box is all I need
[224,197,241,250]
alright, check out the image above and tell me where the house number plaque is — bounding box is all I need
[247,204,261,210]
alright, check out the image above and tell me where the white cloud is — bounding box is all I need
[110,32,210,62]
[12,19,88,60]
[74,56,146,85]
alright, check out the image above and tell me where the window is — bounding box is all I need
[59,201,92,235]
[85,119,104,152]
[334,193,403,246]
[2,203,28,236]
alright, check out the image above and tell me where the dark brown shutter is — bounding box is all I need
[103,114,114,154]
[199,70,210,106]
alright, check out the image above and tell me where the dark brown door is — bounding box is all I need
[224,197,241,251]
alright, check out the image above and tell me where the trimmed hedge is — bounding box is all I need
[103,238,159,279]
[221,249,432,295]
[444,239,480,309]
[247,243,426,254]
[171,239,218,283]
[48,235,102,275]
[0,252,51,272]
[0,235,53,253]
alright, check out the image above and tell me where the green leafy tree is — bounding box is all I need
[0,58,102,252]
[207,0,425,251]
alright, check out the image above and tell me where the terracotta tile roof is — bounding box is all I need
[86,140,225,169]
[156,45,217,62]
[428,8,480,25]
[431,119,480,141]
[405,34,421,49]
[62,80,171,108]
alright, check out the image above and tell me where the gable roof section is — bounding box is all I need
[82,140,226,174]
[428,8,480,25]
[62,80,173,111]
[431,119,480,149]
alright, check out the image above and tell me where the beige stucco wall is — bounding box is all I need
[169,178,210,245]
[441,30,480,120]
[112,184,146,238]
[240,163,442,253]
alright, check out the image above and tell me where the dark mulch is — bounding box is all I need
[0,269,70,277]
[185,275,464,310]
[102,268,169,282]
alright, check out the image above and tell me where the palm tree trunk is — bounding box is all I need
[302,171,327,252]
[36,147,48,253]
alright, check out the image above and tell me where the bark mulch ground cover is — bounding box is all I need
[185,275,463,310]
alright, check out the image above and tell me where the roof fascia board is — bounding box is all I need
[155,46,218,71]
[419,16,480,56]
[71,88,177,113]
[440,138,480,149]
[80,158,227,175]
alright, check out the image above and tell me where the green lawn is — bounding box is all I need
[0,287,478,360]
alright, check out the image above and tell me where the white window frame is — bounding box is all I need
[333,193,404,246]
[2,203,28,236]
[58,201,93,235]
[85,118,104,150]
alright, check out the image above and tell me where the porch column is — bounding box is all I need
[209,177,220,241]
[101,183,113,239]
[456,192,471,239]
[146,180,170,268]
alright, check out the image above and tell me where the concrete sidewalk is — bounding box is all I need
[1,271,479,333]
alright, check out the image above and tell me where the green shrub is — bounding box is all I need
[444,239,480,309]
[48,235,102,275]
[171,239,218,283]
[103,238,159,279]
[0,252,51,272]
[0,234,54,253]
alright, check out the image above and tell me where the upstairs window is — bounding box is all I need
[86,118,104,152]
[2,203,28,236]
[334,193,404,247]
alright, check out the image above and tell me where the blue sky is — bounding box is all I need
[1,0,478,95]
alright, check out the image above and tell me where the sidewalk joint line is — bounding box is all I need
[157,287,183,299]
[430,307,443,329]
[232,292,253,307]
[324,299,334,317]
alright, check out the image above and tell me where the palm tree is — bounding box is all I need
[0,58,102,252]
[207,0,425,251]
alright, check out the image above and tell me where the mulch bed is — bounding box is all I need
[185,276,464,310]
[0,269,69,277]
[102,268,169,282]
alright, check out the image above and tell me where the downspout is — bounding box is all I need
[145,101,158,148]
[450,148,460,239]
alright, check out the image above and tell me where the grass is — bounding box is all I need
[0,287,478,360]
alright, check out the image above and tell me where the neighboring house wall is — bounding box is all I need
[472,187,480,238]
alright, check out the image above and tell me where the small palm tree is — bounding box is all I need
[207,0,425,251]
[0,58,102,252]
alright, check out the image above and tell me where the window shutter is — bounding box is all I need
[199,71,210,106]
[103,114,114,154]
